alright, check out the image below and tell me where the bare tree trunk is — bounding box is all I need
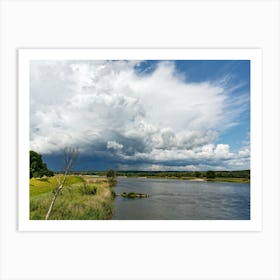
[45,170,68,220]
[45,148,78,220]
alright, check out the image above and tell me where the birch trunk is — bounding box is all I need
[45,162,71,220]
[45,148,78,220]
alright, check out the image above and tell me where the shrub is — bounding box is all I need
[206,170,216,179]
[78,183,97,195]
[111,190,117,198]
[106,169,116,179]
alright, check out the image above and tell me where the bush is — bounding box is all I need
[78,183,97,195]
[106,169,116,179]
[111,190,117,198]
[206,170,216,179]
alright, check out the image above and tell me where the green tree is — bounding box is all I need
[206,170,216,179]
[30,151,54,178]
[106,169,116,179]
[194,171,202,178]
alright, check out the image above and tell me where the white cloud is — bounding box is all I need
[107,141,123,150]
[30,60,250,170]
[214,144,232,158]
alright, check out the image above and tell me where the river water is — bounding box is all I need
[112,177,250,220]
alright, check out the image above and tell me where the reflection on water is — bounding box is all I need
[112,177,250,220]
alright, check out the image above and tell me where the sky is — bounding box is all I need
[30,60,250,171]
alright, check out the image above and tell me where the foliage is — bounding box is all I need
[106,169,116,179]
[214,170,250,179]
[78,183,97,195]
[206,170,216,179]
[30,151,54,178]
[67,170,250,180]
[111,189,117,198]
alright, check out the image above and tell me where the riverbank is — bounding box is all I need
[185,177,249,183]
[30,175,115,220]
[116,176,250,183]
[71,170,250,184]
[205,177,250,183]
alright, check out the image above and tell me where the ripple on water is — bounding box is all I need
[113,178,250,220]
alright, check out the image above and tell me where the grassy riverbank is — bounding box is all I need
[71,170,250,183]
[144,176,249,183]
[205,177,250,183]
[117,175,249,183]
[30,175,115,220]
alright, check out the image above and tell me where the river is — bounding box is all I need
[112,177,250,220]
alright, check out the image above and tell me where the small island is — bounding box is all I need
[120,192,149,198]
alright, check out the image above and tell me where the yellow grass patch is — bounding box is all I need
[30,175,115,220]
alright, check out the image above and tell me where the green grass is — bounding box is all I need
[30,175,114,220]
[30,175,85,196]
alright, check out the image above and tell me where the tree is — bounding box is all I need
[206,170,216,179]
[106,169,116,179]
[194,171,202,178]
[45,147,79,220]
[30,151,54,178]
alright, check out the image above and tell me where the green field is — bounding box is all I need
[30,175,115,220]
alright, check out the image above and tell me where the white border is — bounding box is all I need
[18,48,262,231]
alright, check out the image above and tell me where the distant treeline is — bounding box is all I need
[64,170,250,179]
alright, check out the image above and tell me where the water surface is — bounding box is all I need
[112,177,250,220]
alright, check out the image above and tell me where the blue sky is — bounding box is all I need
[30,60,250,171]
[135,60,250,152]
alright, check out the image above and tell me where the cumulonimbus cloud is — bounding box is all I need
[30,60,250,170]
